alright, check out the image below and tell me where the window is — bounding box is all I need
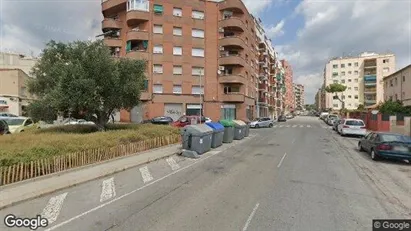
[383,67,390,73]
[354,71,358,75]
[173,85,182,94]
[25,119,33,126]
[354,87,358,91]
[192,86,204,94]
[348,103,352,106]
[341,79,345,83]
[192,66,204,76]
[192,48,204,57]
[341,64,345,68]
[172,65,182,75]
[390,79,393,86]
[173,27,182,36]
[348,95,352,98]
[348,79,352,82]
[333,80,338,83]
[153,64,163,74]
[333,64,338,68]
[192,29,204,38]
[348,87,352,90]
[153,4,163,14]
[332,72,338,77]
[153,45,163,54]
[403,76,406,82]
[348,63,352,67]
[333,104,339,107]
[153,24,163,34]
[341,71,345,76]
[221,105,236,120]
[173,8,182,17]
[383,59,389,63]
[173,46,182,56]
[355,79,358,83]
[348,71,352,74]
[354,95,358,99]
[192,10,204,20]
[143,79,148,91]
[153,84,163,93]
[395,78,398,86]
[354,62,359,67]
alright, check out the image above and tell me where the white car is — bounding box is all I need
[337,119,367,137]
[5,117,34,133]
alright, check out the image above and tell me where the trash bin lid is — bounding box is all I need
[183,124,213,136]
[205,122,225,132]
[232,120,246,126]
[219,119,235,127]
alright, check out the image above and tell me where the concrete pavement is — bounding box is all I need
[1,116,410,231]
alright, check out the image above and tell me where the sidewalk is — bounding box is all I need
[0,144,182,209]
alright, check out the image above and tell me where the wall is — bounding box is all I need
[389,116,411,136]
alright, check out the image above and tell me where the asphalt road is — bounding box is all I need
[1,116,410,231]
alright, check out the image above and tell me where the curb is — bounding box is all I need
[0,144,181,209]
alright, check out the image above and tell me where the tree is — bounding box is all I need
[378,100,411,115]
[357,104,365,111]
[325,83,347,109]
[27,40,146,128]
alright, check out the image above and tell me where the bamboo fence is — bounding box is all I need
[0,135,181,186]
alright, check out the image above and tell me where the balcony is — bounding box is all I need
[126,2,150,25]
[219,0,246,13]
[102,19,122,30]
[221,93,245,102]
[126,30,149,41]
[364,87,376,94]
[364,75,376,81]
[259,73,268,80]
[364,59,377,68]
[125,50,149,60]
[102,0,126,12]
[219,36,246,49]
[219,17,245,31]
[219,54,245,66]
[219,74,246,84]
[365,99,377,104]
[104,38,122,47]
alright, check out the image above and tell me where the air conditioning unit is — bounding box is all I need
[219,66,225,71]
[218,28,224,33]
[219,46,225,51]
[115,31,120,36]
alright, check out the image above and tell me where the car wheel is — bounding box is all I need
[269,123,273,128]
[358,142,364,151]
[370,149,379,161]
[255,124,259,128]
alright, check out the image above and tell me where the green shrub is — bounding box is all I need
[35,125,100,134]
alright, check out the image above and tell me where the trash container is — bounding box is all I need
[180,124,213,154]
[219,119,235,143]
[205,122,225,148]
[232,120,246,140]
[242,119,250,137]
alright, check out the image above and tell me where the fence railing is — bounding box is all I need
[0,135,181,186]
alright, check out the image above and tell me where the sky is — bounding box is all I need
[1,0,410,104]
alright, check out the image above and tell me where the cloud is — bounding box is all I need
[265,20,285,38]
[242,0,274,15]
[279,0,411,104]
[1,0,102,55]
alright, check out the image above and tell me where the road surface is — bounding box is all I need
[1,116,410,231]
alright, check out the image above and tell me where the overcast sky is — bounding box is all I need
[1,0,410,104]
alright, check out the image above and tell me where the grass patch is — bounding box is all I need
[0,124,180,167]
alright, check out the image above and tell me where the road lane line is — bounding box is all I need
[299,125,304,128]
[285,125,290,128]
[166,157,180,171]
[273,125,278,128]
[139,166,153,183]
[100,177,116,203]
[292,125,297,128]
[242,203,260,231]
[44,145,236,231]
[277,153,287,168]
[41,192,68,224]
[307,125,311,128]
[279,125,284,128]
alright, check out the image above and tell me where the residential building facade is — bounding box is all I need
[0,69,35,116]
[101,0,284,122]
[281,59,294,113]
[293,83,304,110]
[383,64,411,106]
[0,52,38,76]
[324,52,395,110]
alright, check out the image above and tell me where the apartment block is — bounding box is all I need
[383,64,411,106]
[293,83,304,110]
[101,0,286,122]
[324,52,395,110]
[0,52,38,76]
[281,59,294,113]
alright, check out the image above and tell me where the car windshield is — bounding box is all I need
[329,115,338,118]
[345,120,364,126]
[6,118,26,126]
[381,134,411,142]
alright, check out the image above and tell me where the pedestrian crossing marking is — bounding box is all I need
[41,192,68,224]
[273,125,278,128]
[166,157,180,171]
[279,125,284,128]
[307,125,311,128]
[285,125,290,128]
[292,125,297,128]
[139,166,153,183]
[100,177,116,202]
[299,125,304,128]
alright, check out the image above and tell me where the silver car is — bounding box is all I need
[249,117,274,128]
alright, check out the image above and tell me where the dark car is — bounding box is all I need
[0,119,10,135]
[172,115,207,127]
[151,116,174,125]
[358,132,411,162]
[278,115,287,122]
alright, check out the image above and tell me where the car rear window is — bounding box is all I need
[381,134,411,142]
[345,120,364,126]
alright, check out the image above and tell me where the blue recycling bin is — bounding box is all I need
[205,122,225,148]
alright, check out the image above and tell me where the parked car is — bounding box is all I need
[286,114,294,119]
[172,115,207,128]
[278,115,287,122]
[337,119,367,137]
[249,117,274,128]
[0,112,18,118]
[205,117,212,123]
[151,116,173,125]
[332,119,343,131]
[320,112,329,120]
[64,119,95,125]
[0,119,10,135]
[4,117,34,133]
[326,114,339,125]
[358,132,411,162]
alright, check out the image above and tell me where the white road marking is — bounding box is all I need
[139,166,153,183]
[292,125,297,128]
[299,125,304,128]
[41,192,68,224]
[277,153,287,168]
[44,147,231,231]
[307,125,311,128]
[279,125,284,128]
[285,125,290,128]
[242,203,260,231]
[166,157,180,171]
[273,125,278,128]
[100,177,116,203]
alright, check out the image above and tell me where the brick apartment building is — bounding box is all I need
[293,83,304,110]
[101,0,287,122]
[281,59,294,113]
